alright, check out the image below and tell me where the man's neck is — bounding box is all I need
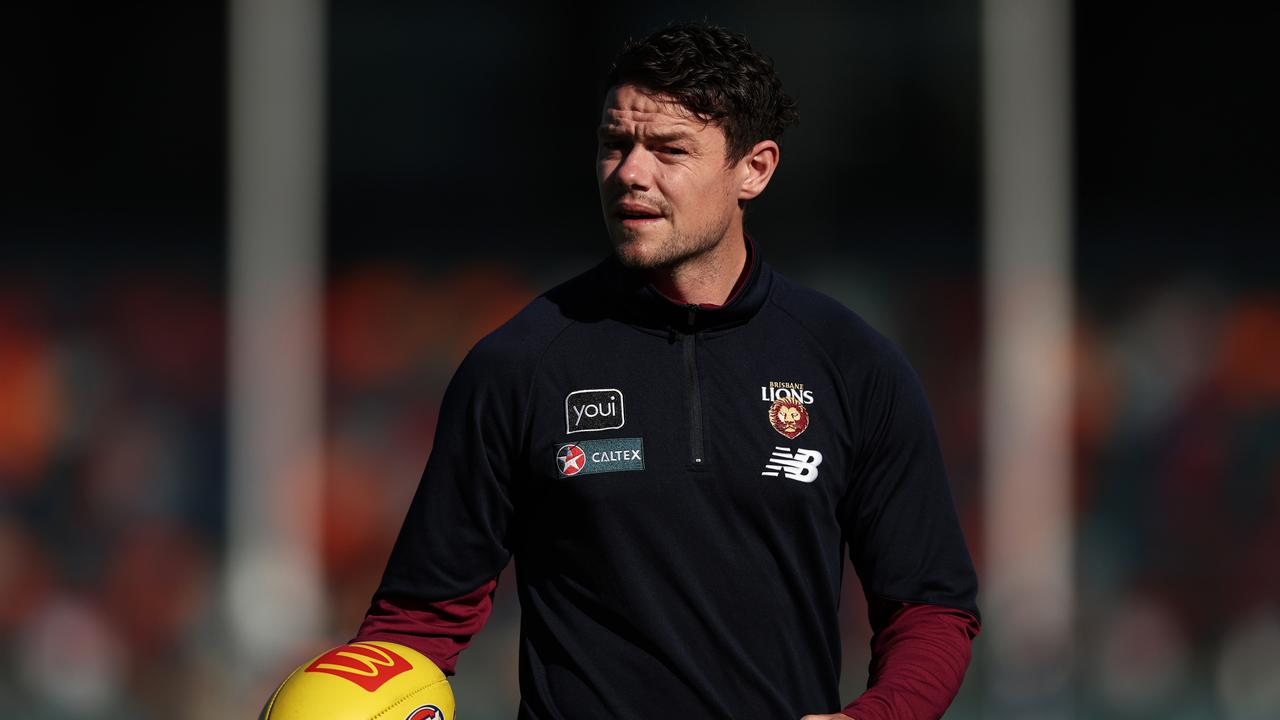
[648,230,749,307]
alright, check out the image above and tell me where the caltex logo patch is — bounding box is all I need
[557,444,587,476]
[555,438,645,477]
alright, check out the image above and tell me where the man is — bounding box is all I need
[357,22,980,720]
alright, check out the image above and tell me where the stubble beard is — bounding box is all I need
[611,210,733,272]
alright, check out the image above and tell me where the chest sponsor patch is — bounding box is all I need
[761,446,824,483]
[565,388,625,433]
[556,438,644,477]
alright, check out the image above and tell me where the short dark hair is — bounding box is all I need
[606,22,799,164]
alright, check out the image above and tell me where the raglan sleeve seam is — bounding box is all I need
[516,315,579,453]
[767,295,857,425]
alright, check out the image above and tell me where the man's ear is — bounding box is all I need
[738,140,780,201]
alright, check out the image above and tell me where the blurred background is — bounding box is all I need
[2,1,1278,718]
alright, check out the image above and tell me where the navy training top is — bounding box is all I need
[374,243,979,719]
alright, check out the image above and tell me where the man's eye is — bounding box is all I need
[601,141,627,151]
[658,146,687,155]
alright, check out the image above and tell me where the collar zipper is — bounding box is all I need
[683,305,705,466]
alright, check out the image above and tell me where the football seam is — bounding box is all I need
[372,679,448,719]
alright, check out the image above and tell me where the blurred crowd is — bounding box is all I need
[1,259,1277,719]
[1073,281,1280,719]
[0,267,225,716]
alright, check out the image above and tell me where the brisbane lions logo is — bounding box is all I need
[768,396,809,439]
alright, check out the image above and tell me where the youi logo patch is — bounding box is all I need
[565,388,625,433]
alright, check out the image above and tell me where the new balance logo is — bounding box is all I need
[762,447,823,483]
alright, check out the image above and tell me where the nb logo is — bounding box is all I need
[761,447,823,483]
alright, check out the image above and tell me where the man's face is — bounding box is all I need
[596,84,743,270]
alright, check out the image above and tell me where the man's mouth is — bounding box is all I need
[614,202,664,225]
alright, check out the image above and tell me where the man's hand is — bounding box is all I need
[800,715,854,720]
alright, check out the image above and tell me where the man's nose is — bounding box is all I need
[614,147,653,190]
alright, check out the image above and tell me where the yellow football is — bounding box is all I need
[260,640,455,720]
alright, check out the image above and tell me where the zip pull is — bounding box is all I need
[685,303,697,328]
[667,326,678,344]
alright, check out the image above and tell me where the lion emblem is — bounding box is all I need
[768,396,809,439]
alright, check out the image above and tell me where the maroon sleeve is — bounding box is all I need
[840,600,981,720]
[352,578,499,676]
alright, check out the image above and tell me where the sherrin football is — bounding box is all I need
[260,640,455,720]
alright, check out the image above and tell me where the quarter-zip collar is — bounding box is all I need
[604,235,771,333]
